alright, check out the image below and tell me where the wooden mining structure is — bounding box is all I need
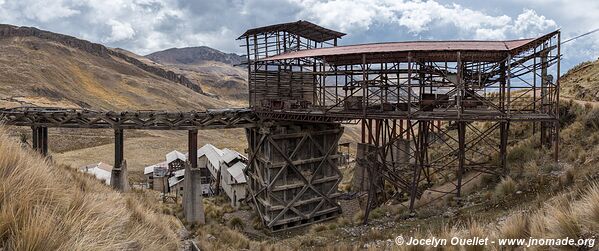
[238,20,560,228]
[0,20,560,232]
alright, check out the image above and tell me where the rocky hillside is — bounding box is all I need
[561,58,599,101]
[146,46,244,66]
[0,25,235,111]
[0,24,203,94]
[145,46,248,106]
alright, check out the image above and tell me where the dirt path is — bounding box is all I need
[561,95,599,107]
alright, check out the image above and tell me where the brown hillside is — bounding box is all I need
[561,58,599,101]
[144,47,248,106]
[0,127,182,250]
[0,36,230,110]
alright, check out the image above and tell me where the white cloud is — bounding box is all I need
[0,0,595,69]
[513,9,557,37]
[22,0,80,22]
[292,0,554,40]
[106,19,136,42]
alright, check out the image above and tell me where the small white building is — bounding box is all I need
[144,161,168,192]
[167,169,211,197]
[144,150,189,192]
[198,144,224,178]
[165,150,187,171]
[221,161,247,207]
[168,169,186,198]
[80,162,112,185]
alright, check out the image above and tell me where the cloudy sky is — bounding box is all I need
[0,0,597,70]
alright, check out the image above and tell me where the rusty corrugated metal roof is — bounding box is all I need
[238,20,345,42]
[259,31,558,62]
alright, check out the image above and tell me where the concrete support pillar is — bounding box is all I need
[183,129,205,225]
[352,143,380,192]
[110,129,129,191]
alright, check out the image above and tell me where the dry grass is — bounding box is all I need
[195,223,284,251]
[0,127,181,250]
[545,203,581,239]
[494,176,517,198]
[573,183,599,233]
[497,213,529,239]
[430,182,599,249]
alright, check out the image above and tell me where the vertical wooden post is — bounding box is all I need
[114,129,124,169]
[188,129,198,169]
[41,127,48,156]
[31,126,39,151]
[456,121,466,201]
[500,121,510,174]
[554,31,561,162]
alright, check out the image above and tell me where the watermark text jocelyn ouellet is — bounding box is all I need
[394,235,596,248]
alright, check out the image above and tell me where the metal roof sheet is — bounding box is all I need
[227,162,247,184]
[238,20,345,42]
[144,161,167,175]
[259,31,558,62]
[221,148,242,164]
[198,144,224,170]
[166,150,187,164]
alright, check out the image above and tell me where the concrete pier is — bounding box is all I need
[110,129,129,191]
[183,129,205,225]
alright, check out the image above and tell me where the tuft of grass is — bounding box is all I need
[498,213,529,239]
[311,223,327,233]
[369,207,386,219]
[528,212,548,238]
[507,143,537,165]
[494,176,517,198]
[545,204,581,239]
[352,210,365,224]
[573,183,599,233]
[582,107,599,130]
[464,221,487,251]
[229,216,245,230]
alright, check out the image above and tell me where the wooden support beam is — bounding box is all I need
[31,126,48,156]
[41,127,48,156]
[31,126,38,151]
[499,121,510,175]
[188,129,198,169]
[114,129,124,169]
[456,121,466,200]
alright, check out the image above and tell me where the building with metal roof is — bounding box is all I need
[80,162,112,185]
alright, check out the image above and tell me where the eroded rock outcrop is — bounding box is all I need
[0,24,203,94]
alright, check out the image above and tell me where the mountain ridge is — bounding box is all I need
[0,24,203,94]
[146,46,245,66]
